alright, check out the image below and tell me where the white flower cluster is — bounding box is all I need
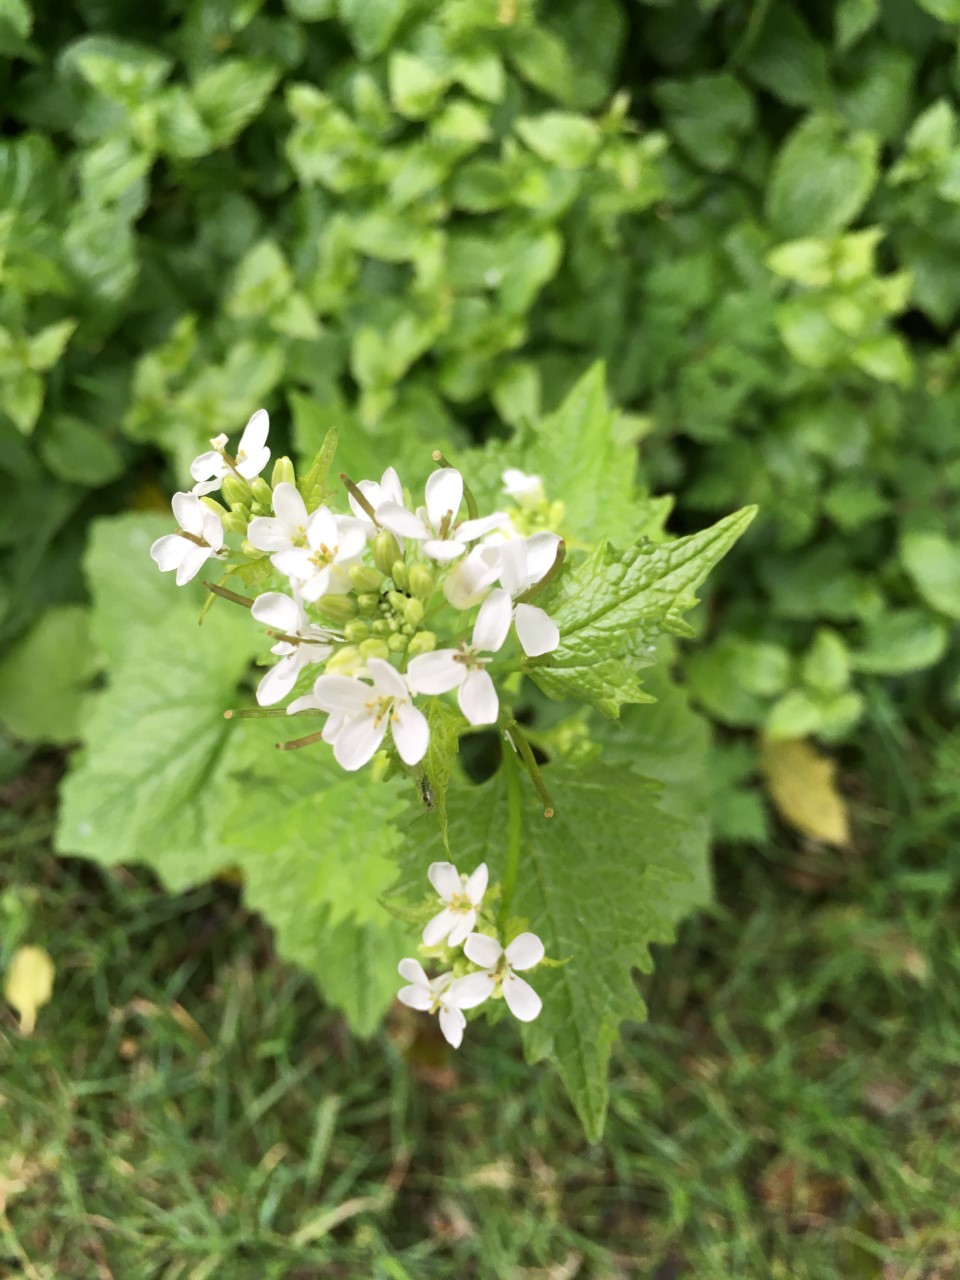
[397,860,545,1048]
[149,410,564,773]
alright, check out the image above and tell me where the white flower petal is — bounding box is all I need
[392,702,429,766]
[299,566,331,602]
[256,655,301,707]
[472,588,512,653]
[398,957,430,986]
[172,491,204,535]
[406,650,465,695]
[306,505,338,550]
[238,408,269,456]
[458,669,498,726]
[150,534,185,572]
[335,521,367,562]
[397,985,433,1012]
[502,468,544,507]
[287,693,320,715]
[366,658,407,700]
[463,932,502,969]
[438,1004,466,1048]
[322,712,346,743]
[251,591,301,634]
[380,466,403,505]
[174,542,211,586]
[309,674,370,714]
[422,908,457,947]
[505,931,545,971]
[446,909,477,948]
[191,478,222,497]
[272,482,309,529]
[502,973,542,1022]
[464,863,488,906]
[457,513,509,543]
[423,538,466,563]
[448,971,496,1010]
[443,545,502,609]
[524,531,562,583]
[237,445,270,480]
[425,467,463,530]
[190,450,223,484]
[271,548,315,580]
[377,502,428,541]
[333,714,388,771]
[498,537,529,598]
[514,603,560,657]
[201,509,224,551]
[427,862,462,902]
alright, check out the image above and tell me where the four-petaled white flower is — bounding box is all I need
[247,483,314,557]
[250,591,334,706]
[497,532,561,657]
[377,468,505,563]
[306,658,429,770]
[396,959,466,1048]
[442,543,502,610]
[451,931,545,1022]
[406,588,512,725]
[502,468,545,509]
[423,861,489,948]
[190,410,271,496]
[150,492,225,586]
[349,466,403,536]
[270,506,366,602]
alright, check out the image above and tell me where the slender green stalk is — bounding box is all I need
[499,731,524,926]
[339,473,379,525]
[505,719,555,818]
[202,581,254,608]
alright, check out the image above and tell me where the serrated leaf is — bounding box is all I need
[528,507,757,717]
[761,737,851,847]
[4,945,54,1036]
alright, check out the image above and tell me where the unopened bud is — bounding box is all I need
[317,595,357,625]
[407,630,437,656]
[241,539,267,559]
[200,496,228,517]
[359,638,390,662]
[344,619,371,643]
[387,590,407,614]
[401,623,415,637]
[356,592,380,615]
[408,564,435,601]
[388,632,409,653]
[391,560,409,591]
[372,619,391,636]
[222,475,252,506]
[349,565,383,593]
[251,477,273,506]
[403,597,425,628]
[372,530,401,576]
[221,511,249,535]
[326,645,363,674]
[272,456,296,488]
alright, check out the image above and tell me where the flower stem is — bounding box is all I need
[276,730,328,751]
[202,581,254,608]
[499,730,523,927]
[504,719,555,819]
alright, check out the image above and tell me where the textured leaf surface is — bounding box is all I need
[528,507,757,716]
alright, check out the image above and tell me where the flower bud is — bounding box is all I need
[386,590,407,614]
[344,619,371,643]
[251,476,274,506]
[199,496,228,517]
[356,592,380,615]
[222,475,252,506]
[241,539,267,560]
[317,595,357,625]
[221,511,249,535]
[402,597,424,627]
[272,456,296,488]
[408,564,435,601]
[407,630,437,656]
[388,632,409,653]
[349,565,383,593]
[401,623,416,637]
[372,619,391,636]
[372,530,401,576]
[359,638,391,662]
[326,645,363,674]
[391,560,410,591]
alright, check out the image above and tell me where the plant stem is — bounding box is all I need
[500,731,523,927]
[504,719,555,818]
[202,581,254,608]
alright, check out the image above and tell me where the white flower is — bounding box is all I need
[270,506,366,602]
[250,591,334,706]
[442,543,502,610]
[247,483,312,556]
[450,931,545,1023]
[190,409,271,496]
[150,492,225,586]
[422,861,489,948]
[406,588,512,726]
[498,533,561,658]
[502,468,545,509]
[376,468,505,564]
[349,466,403,536]
[303,658,429,770]
[396,959,466,1049]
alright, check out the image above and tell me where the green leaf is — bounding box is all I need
[26,319,77,372]
[514,112,601,169]
[415,698,465,851]
[192,59,280,146]
[0,605,94,745]
[388,51,449,119]
[653,73,754,172]
[767,115,879,237]
[39,416,126,487]
[744,7,830,107]
[528,507,757,718]
[398,762,692,1141]
[765,689,824,739]
[915,0,960,18]
[801,629,851,695]
[835,0,880,50]
[1,367,43,435]
[851,608,949,674]
[901,530,960,618]
[337,0,415,57]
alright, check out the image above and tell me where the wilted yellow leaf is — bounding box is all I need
[4,945,55,1035]
[761,737,851,847]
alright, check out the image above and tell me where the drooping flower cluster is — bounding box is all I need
[149,410,564,772]
[397,860,545,1048]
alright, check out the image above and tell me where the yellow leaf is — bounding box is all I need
[4,945,55,1035]
[761,737,851,847]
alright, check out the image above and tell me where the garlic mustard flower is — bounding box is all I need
[190,409,271,496]
[406,588,512,725]
[443,543,502,610]
[247,483,313,556]
[250,591,334,706]
[422,861,489,948]
[307,658,429,770]
[150,492,225,586]
[452,931,545,1022]
[498,533,562,658]
[502,468,545,509]
[396,959,466,1049]
[348,466,403,536]
[377,468,505,563]
[270,506,366,602]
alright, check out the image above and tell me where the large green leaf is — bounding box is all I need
[767,114,879,236]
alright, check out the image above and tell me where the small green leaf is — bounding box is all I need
[744,7,830,107]
[901,530,960,618]
[514,112,601,168]
[852,609,948,674]
[802,629,851,695]
[767,115,879,237]
[192,59,280,146]
[653,73,754,171]
[27,319,77,372]
[0,605,94,745]
[388,51,448,119]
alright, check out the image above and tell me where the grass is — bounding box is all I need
[2,695,960,1280]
